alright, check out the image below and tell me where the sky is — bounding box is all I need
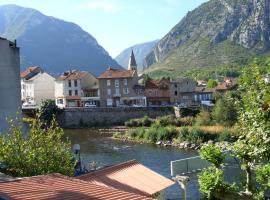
[0,0,208,57]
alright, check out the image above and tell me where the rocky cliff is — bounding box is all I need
[145,0,270,71]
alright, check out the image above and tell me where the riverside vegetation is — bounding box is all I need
[113,94,239,149]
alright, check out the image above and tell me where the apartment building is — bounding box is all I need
[55,70,99,108]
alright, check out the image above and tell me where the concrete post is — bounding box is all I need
[173,175,190,200]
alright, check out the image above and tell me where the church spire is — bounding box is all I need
[128,49,137,71]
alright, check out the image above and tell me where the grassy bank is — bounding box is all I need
[113,115,238,146]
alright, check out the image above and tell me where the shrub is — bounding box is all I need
[199,166,236,199]
[124,116,152,127]
[39,99,61,127]
[195,109,212,126]
[156,115,180,126]
[178,127,190,141]
[200,144,225,168]
[256,163,270,191]
[218,128,238,142]
[179,117,195,126]
[0,117,74,177]
[179,108,200,117]
[212,96,237,126]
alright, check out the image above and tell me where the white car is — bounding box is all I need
[84,102,96,108]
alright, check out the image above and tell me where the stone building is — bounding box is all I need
[55,70,99,108]
[98,50,146,107]
[0,38,21,133]
[170,78,197,106]
[21,66,55,106]
[144,77,171,106]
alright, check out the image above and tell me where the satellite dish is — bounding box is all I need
[73,144,80,154]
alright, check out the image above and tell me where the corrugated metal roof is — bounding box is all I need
[77,160,175,196]
[0,173,153,200]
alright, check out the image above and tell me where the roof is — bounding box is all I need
[77,160,175,196]
[145,78,170,90]
[0,173,153,200]
[20,67,42,79]
[98,67,136,79]
[57,70,90,81]
[195,86,215,93]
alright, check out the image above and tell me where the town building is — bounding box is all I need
[0,38,21,133]
[144,77,171,106]
[170,78,197,106]
[55,70,99,108]
[98,50,146,107]
[0,173,153,200]
[21,66,55,106]
[77,160,175,199]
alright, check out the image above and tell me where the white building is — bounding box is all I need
[0,38,21,133]
[55,70,99,108]
[21,67,55,106]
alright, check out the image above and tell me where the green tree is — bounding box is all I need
[0,117,74,177]
[233,61,270,195]
[207,79,218,88]
[39,99,60,126]
[195,109,211,126]
[212,94,238,126]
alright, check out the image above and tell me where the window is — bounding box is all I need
[115,88,120,95]
[174,84,177,88]
[175,91,178,96]
[69,90,72,96]
[115,79,119,88]
[68,80,72,87]
[107,80,111,86]
[107,88,111,95]
[75,90,78,96]
[74,80,78,87]
[123,88,129,94]
[124,79,128,86]
[57,99,63,104]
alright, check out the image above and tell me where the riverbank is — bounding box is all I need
[113,128,232,151]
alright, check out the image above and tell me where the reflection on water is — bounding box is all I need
[65,129,200,200]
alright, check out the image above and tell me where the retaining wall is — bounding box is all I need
[58,107,176,128]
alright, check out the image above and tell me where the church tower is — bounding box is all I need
[128,49,137,71]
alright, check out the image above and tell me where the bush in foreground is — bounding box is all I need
[0,117,74,177]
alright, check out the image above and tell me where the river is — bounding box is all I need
[65,128,201,200]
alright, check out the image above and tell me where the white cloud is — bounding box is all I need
[80,0,125,13]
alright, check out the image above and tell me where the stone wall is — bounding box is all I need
[58,107,175,128]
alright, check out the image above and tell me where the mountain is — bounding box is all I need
[144,0,270,75]
[0,4,120,76]
[115,40,158,71]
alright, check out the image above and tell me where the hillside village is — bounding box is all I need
[21,49,236,109]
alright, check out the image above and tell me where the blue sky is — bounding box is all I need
[0,0,208,57]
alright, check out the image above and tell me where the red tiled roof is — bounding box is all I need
[20,66,40,78]
[98,67,136,79]
[145,80,159,89]
[57,70,89,81]
[0,173,153,200]
[77,160,175,197]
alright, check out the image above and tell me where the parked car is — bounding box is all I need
[84,102,96,108]
[22,102,36,107]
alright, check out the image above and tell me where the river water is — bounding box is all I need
[65,129,201,200]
